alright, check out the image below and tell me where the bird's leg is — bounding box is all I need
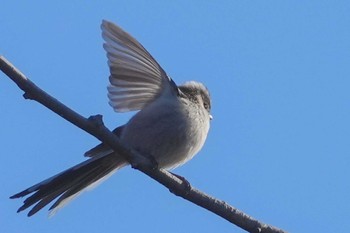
[131,152,159,170]
[145,153,159,170]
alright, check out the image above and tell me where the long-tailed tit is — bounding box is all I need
[11,20,212,216]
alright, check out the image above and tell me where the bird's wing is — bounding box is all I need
[101,20,178,112]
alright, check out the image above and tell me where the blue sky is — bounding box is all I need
[1,1,349,233]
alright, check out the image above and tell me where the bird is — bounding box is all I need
[10,20,212,217]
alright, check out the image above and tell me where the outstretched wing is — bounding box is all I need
[102,20,178,112]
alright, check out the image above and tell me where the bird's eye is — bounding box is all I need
[203,102,209,110]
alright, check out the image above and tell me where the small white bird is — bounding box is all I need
[11,20,212,216]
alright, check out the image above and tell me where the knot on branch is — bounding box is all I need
[23,92,34,100]
[169,172,192,197]
[88,114,104,128]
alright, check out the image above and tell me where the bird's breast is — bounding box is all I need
[121,97,209,169]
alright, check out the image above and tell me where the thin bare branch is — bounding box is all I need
[0,55,287,233]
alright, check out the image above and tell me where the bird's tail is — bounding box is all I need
[10,153,127,216]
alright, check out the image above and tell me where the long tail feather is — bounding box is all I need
[11,153,127,216]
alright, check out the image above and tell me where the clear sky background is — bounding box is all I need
[1,1,349,233]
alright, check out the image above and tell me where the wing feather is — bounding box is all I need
[101,20,178,112]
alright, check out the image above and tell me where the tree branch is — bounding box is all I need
[0,55,287,233]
